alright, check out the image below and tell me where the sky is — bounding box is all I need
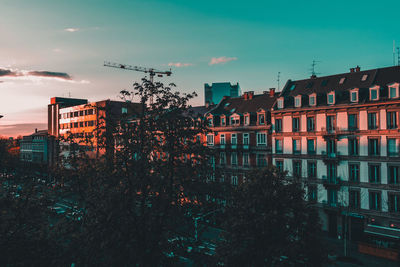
[1,0,400,137]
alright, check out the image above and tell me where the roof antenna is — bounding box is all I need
[310,60,321,77]
[68,92,71,98]
[397,46,400,66]
[277,72,281,91]
[393,40,396,66]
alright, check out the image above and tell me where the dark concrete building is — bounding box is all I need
[204,82,241,105]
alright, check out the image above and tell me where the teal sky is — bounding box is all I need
[1,0,400,136]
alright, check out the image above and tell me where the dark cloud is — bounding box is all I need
[0,68,72,80]
[28,71,71,80]
[0,68,18,77]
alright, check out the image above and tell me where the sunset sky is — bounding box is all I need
[1,0,400,137]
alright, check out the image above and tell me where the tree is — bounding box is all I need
[55,78,215,266]
[216,167,328,266]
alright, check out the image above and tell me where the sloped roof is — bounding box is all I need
[209,93,277,116]
[277,65,400,109]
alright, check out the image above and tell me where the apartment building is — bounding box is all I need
[271,66,400,251]
[20,129,58,166]
[205,89,277,185]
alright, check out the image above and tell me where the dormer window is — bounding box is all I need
[350,89,359,103]
[327,91,335,105]
[361,74,368,81]
[221,116,226,126]
[388,83,399,99]
[207,116,213,127]
[295,95,302,108]
[309,94,316,106]
[244,113,250,125]
[370,86,379,101]
[277,98,284,109]
[230,114,240,126]
[258,114,265,125]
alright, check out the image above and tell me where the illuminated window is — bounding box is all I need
[361,74,368,81]
[339,77,346,84]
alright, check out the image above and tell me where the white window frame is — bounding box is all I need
[295,95,302,108]
[388,83,399,99]
[220,152,226,165]
[257,132,266,146]
[277,98,284,109]
[231,175,238,186]
[220,134,226,145]
[220,116,226,126]
[231,133,237,145]
[206,134,214,146]
[243,133,249,145]
[369,86,380,101]
[244,114,250,125]
[309,93,316,107]
[327,91,335,105]
[243,153,249,166]
[350,89,359,103]
[231,152,238,166]
[230,114,240,126]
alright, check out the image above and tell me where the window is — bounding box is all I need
[328,189,338,206]
[277,98,284,109]
[220,134,225,145]
[309,95,316,106]
[275,139,283,154]
[349,190,360,209]
[231,175,238,186]
[369,164,380,183]
[292,117,299,132]
[389,166,400,184]
[230,115,240,126]
[244,115,249,125]
[387,111,397,129]
[206,134,214,146]
[293,139,301,154]
[361,74,368,81]
[368,138,380,156]
[389,86,399,99]
[231,153,238,166]
[339,77,346,84]
[308,185,317,202]
[231,134,237,145]
[122,107,128,114]
[221,117,226,126]
[258,114,265,125]
[87,109,94,115]
[243,153,249,166]
[88,121,94,126]
[370,88,379,101]
[326,115,335,131]
[74,122,78,128]
[220,152,226,165]
[307,161,317,178]
[79,110,84,116]
[388,138,397,156]
[243,133,249,145]
[74,111,79,117]
[327,139,336,155]
[256,154,267,167]
[389,194,400,212]
[307,139,316,154]
[79,122,84,127]
[307,117,315,131]
[327,163,337,180]
[290,84,296,90]
[349,164,360,182]
[276,160,283,172]
[348,138,359,156]
[368,113,378,129]
[295,96,301,107]
[348,114,358,130]
[369,191,381,211]
[350,90,358,102]
[257,133,266,146]
[327,92,335,105]
[275,119,282,133]
[293,161,302,177]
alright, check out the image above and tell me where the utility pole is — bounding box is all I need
[277,72,281,91]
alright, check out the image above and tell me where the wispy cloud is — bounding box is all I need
[209,56,238,65]
[52,48,63,53]
[168,62,193,68]
[0,68,72,80]
[64,27,79,32]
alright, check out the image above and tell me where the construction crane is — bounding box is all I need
[104,61,172,104]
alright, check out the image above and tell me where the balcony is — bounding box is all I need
[321,151,342,164]
[322,175,341,188]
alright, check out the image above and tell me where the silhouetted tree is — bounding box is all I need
[216,167,328,266]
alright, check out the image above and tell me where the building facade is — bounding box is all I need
[204,82,241,105]
[20,129,58,166]
[271,66,400,250]
[205,89,277,185]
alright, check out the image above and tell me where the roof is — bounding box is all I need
[208,92,277,116]
[186,105,215,118]
[277,65,400,109]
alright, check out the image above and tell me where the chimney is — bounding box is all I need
[350,68,355,73]
[269,88,276,97]
[355,65,361,72]
[205,102,209,108]
[248,91,254,100]
[243,92,248,100]
[35,128,38,133]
